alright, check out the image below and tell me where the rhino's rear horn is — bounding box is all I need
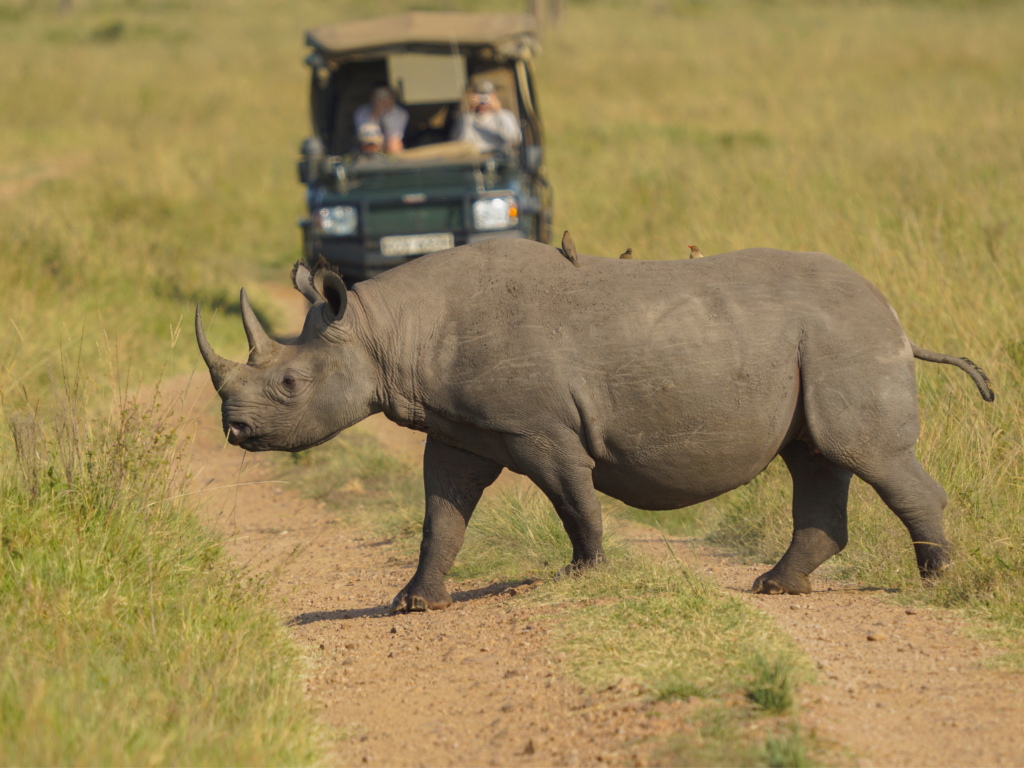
[195,306,238,390]
[240,288,283,365]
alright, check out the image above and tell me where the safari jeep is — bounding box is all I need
[298,12,552,283]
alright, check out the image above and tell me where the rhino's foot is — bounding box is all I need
[920,559,953,583]
[752,569,812,596]
[390,579,453,614]
[915,544,953,581]
[556,556,603,579]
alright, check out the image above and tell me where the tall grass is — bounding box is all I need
[0,369,320,766]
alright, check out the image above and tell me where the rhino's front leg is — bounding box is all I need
[391,437,502,613]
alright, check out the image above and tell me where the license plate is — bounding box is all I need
[379,232,455,258]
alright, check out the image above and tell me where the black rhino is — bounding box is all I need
[196,239,993,611]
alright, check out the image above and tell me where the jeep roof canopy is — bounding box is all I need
[306,11,539,61]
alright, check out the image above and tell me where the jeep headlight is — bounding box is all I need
[472,195,518,231]
[314,205,358,236]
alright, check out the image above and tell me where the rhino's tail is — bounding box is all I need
[911,343,995,402]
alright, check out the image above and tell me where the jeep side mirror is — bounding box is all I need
[298,135,325,185]
[524,145,543,175]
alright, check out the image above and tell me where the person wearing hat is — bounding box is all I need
[354,86,408,154]
[450,80,522,153]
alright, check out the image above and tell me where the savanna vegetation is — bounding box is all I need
[2,0,1022,764]
[0,360,322,765]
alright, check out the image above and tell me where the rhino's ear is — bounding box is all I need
[291,261,323,306]
[315,269,348,321]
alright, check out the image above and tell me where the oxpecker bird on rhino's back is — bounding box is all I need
[196,239,993,612]
[560,230,580,268]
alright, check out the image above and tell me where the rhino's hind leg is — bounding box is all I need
[504,434,605,568]
[753,441,852,595]
[858,449,952,579]
[391,438,502,614]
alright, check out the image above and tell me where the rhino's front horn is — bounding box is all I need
[240,288,283,366]
[195,306,238,391]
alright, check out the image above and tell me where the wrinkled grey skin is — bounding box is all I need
[196,240,994,612]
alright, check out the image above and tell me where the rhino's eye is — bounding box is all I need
[277,371,308,398]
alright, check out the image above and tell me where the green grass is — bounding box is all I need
[658,710,815,768]
[0,375,320,766]
[529,555,810,698]
[762,724,814,768]
[747,654,798,715]
[603,496,710,538]
[526,554,819,766]
[452,487,630,580]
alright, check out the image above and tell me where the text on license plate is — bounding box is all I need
[379,232,455,258]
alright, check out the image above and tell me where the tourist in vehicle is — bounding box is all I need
[450,80,522,153]
[354,86,408,154]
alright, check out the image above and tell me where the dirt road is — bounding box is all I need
[180,286,1024,767]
